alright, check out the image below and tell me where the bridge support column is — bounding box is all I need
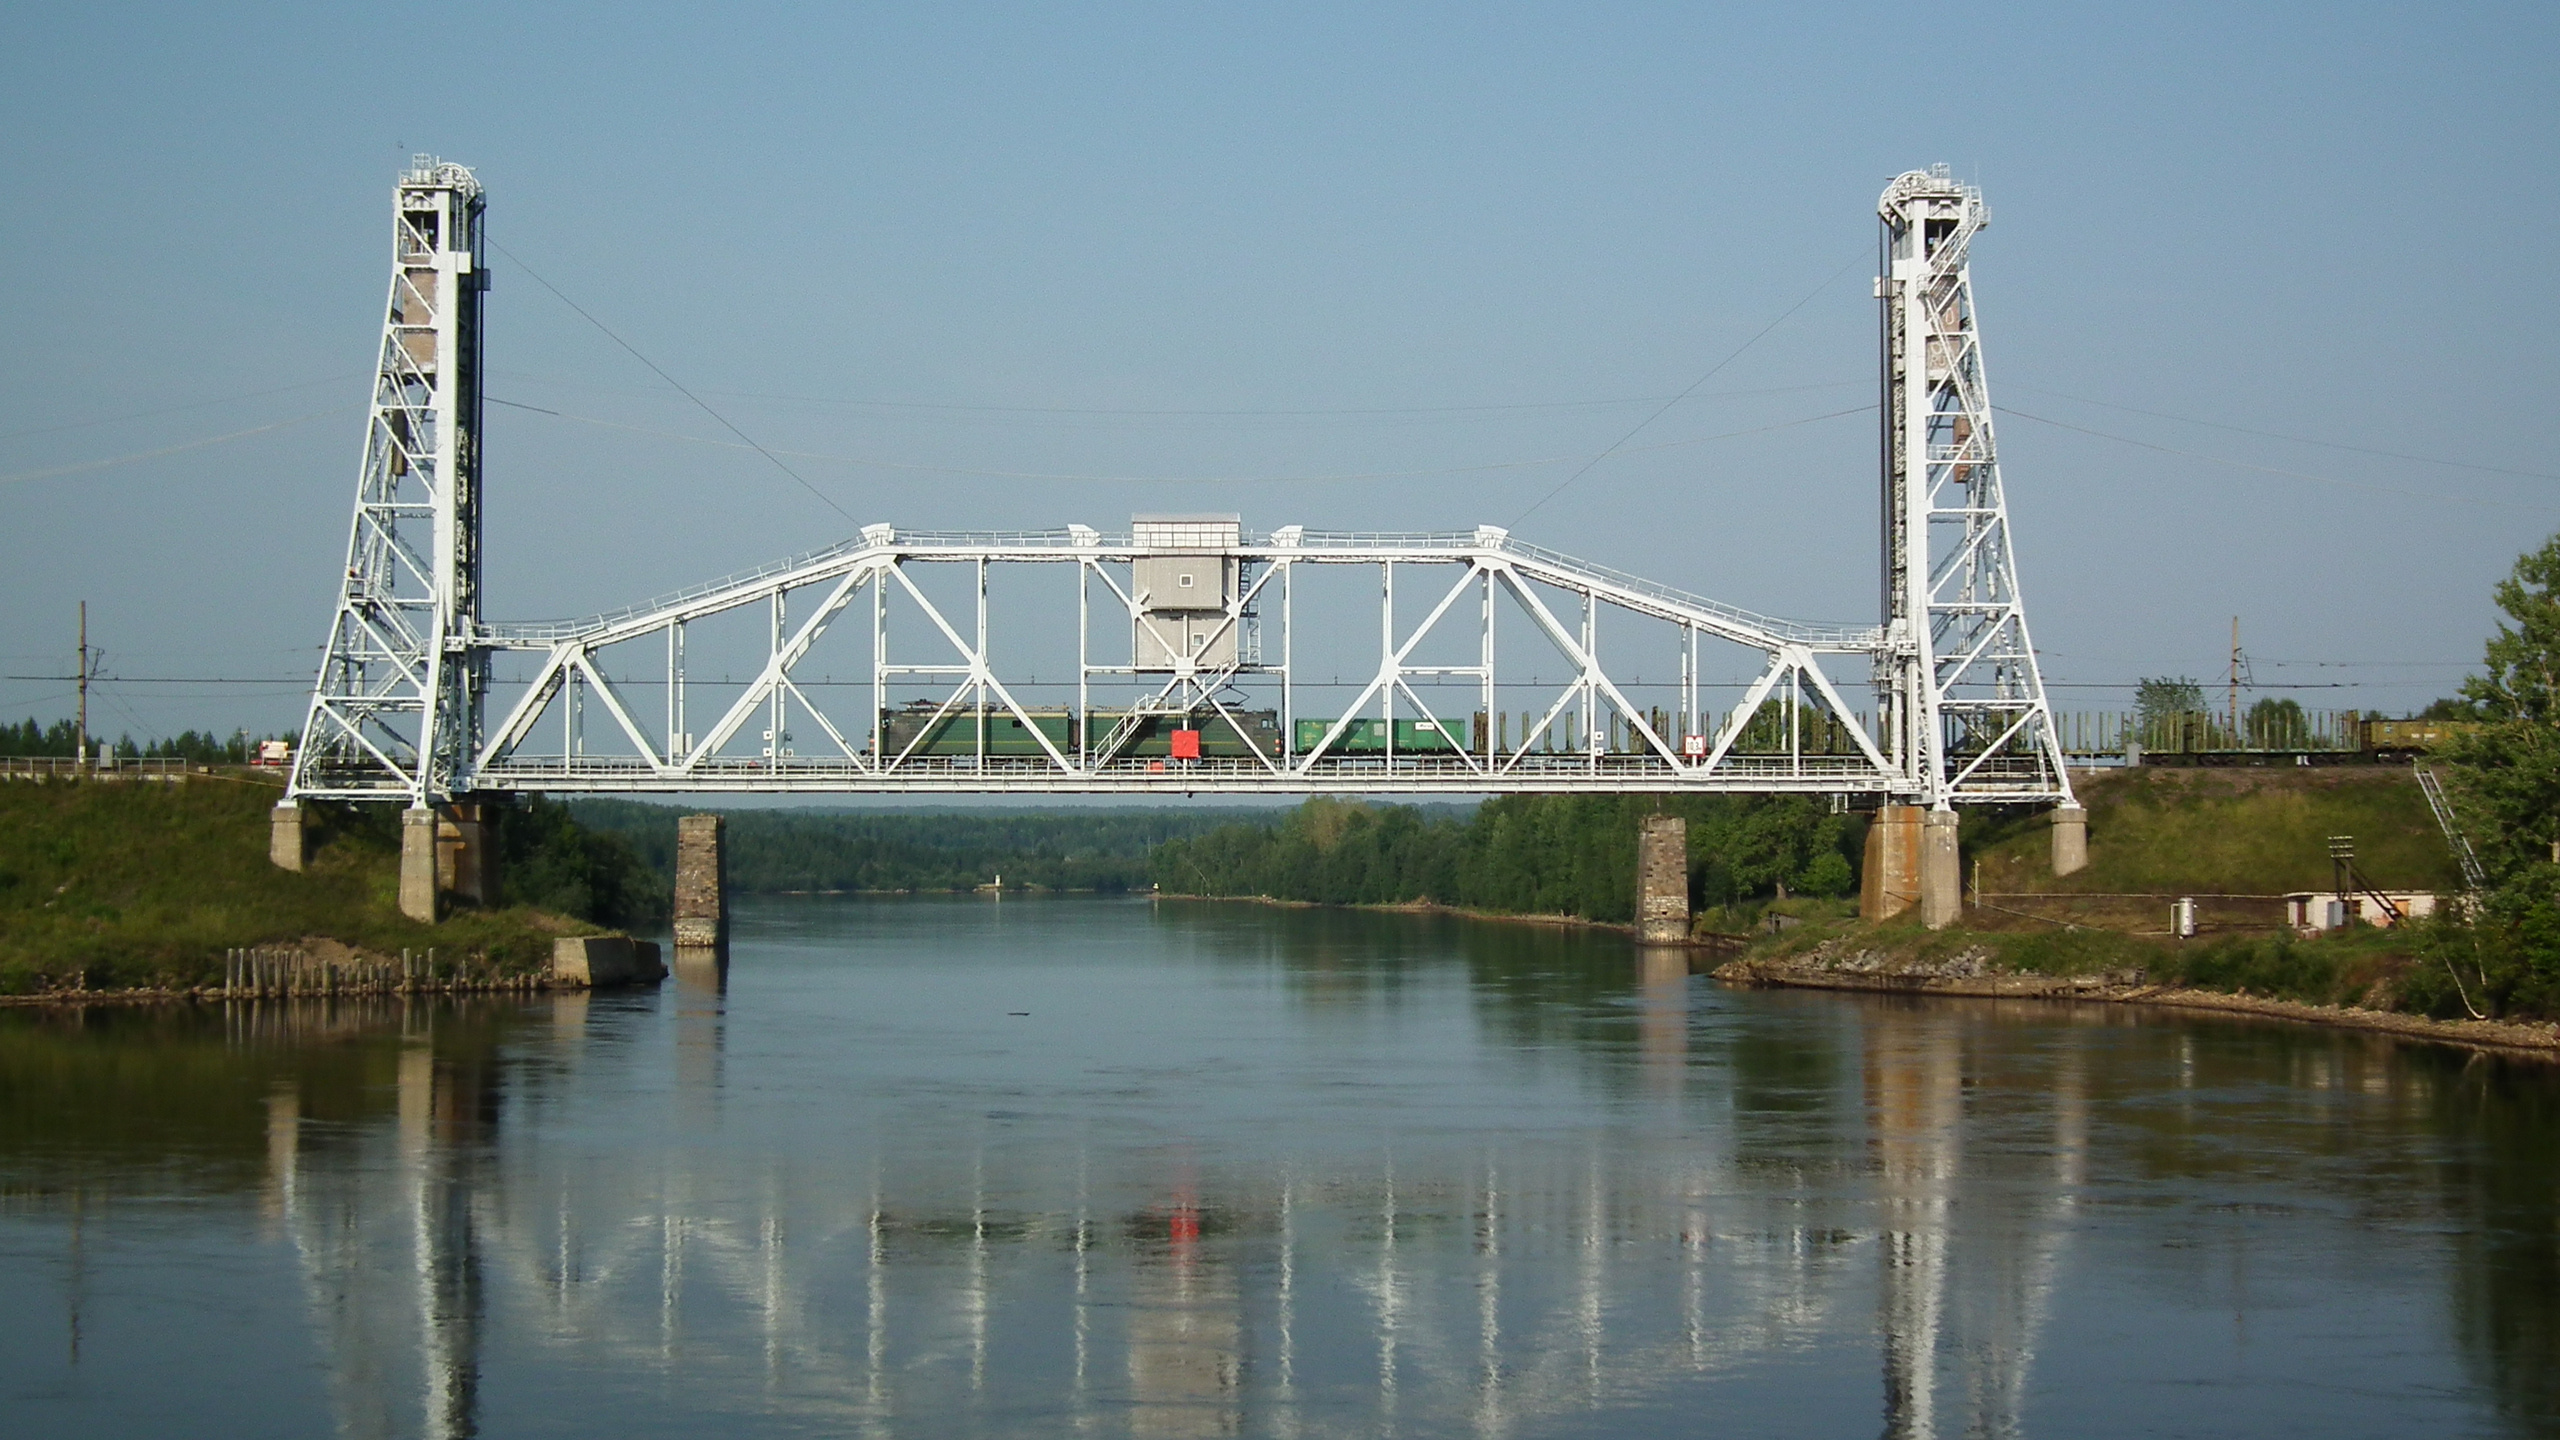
[1920,808,1962,930]
[270,801,310,872]
[2050,804,2088,878]
[436,800,499,908]
[1637,814,1689,944]
[400,806,439,923]
[674,813,728,958]
[1861,805,1924,922]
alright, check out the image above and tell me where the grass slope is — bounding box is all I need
[0,779,583,992]
[1972,766,2460,896]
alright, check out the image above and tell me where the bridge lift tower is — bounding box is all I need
[278,159,2080,930]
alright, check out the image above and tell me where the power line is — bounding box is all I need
[487,369,1866,420]
[489,395,1872,485]
[0,373,362,443]
[1513,250,1866,526]
[0,408,350,487]
[1996,406,2551,511]
[490,242,859,526]
[2003,381,2559,482]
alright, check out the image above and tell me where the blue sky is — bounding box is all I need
[3,2,2554,741]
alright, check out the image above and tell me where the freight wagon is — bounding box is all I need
[878,704,1283,759]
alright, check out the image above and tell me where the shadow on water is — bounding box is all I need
[0,897,2555,1437]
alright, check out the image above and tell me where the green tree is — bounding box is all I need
[2135,676,2204,725]
[2429,532,2560,1016]
[2246,696,2307,748]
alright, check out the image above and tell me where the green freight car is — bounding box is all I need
[1293,716,1472,754]
[878,705,1281,759]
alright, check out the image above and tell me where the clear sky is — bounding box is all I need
[4,2,2554,744]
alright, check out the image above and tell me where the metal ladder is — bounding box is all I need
[2414,765,2488,892]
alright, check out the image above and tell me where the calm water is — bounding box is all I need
[2,895,2555,1439]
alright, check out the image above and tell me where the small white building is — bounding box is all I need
[2285,891,2438,933]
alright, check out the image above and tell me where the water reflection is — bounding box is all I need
[0,898,2554,1438]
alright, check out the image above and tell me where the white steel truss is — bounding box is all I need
[285,161,2072,809]
[289,157,488,806]
[439,524,1907,796]
[1877,166,2074,809]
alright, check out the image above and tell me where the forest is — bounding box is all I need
[1149,793,1862,923]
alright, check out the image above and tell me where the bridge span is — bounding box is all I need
[277,157,2082,927]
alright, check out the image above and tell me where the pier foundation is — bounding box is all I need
[2050,803,2089,878]
[1920,808,1962,930]
[1637,814,1690,944]
[399,806,439,922]
[674,813,728,956]
[1861,805,1924,922]
[270,801,310,872]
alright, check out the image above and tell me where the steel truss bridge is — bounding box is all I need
[290,158,2071,811]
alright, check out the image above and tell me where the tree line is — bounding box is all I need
[1149,793,1860,923]
[0,719,295,763]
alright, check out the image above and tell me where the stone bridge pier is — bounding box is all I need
[673,813,728,974]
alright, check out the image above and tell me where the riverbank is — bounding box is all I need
[0,777,643,998]
[1715,945,2560,1058]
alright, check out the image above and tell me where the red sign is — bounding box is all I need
[1681,734,1710,759]
[1169,728,1202,760]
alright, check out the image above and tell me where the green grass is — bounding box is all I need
[0,777,589,993]
[1972,765,2460,896]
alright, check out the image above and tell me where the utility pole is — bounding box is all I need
[2227,615,2241,742]
[76,602,89,770]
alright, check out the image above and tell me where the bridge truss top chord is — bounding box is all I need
[288,163,2074,811]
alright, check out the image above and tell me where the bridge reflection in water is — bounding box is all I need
[9,901,2554,1437]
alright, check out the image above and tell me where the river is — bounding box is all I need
[1,894,2554,1438]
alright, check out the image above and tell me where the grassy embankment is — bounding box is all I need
[0,777,598,995]
[1741,765,2518,1019]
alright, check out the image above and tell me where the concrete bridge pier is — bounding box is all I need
[270,801,311,872]
[1861,805,1922,922]
[1861,805,1963,929]
[1637,814,1690,944]
[438,801,499,907]
[400,807,439,922]
[1919,808,1962,930]
[673,813,728,966]
[2050,804,2089,877]
[393,799,502,923]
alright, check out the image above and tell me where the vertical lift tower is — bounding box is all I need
[274,157,494,917]
[1871,167,2082,924]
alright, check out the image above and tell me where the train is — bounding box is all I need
[2114,713,2482,766]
